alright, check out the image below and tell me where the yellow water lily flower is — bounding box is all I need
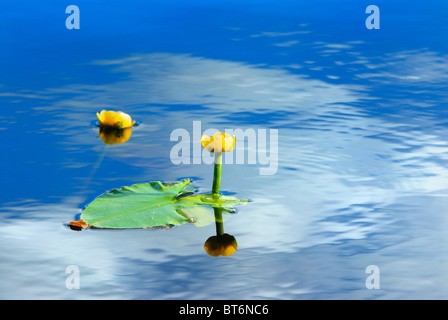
[201,132,235,153]
[204,234,238,257]
[98,127,132,145]
[96,110,136,128]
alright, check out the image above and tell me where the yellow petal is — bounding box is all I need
[201,132,235,153]
[201,135,213,152]
[116,111,136,128]
[97,110,135,128]
[222,134,236,152]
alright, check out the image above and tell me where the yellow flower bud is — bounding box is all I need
[201,132,235,153]
[204,234,238,257]
[96,110,136,129]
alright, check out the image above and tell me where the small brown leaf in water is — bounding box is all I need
[68,219,90,231]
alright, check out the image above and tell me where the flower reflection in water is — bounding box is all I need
[76,111,138,200]
[98,126,133,145]
[96,110,137,145]
[204,208,238,257]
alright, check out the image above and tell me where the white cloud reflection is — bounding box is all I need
[77,53,365,114]
[350,50,448,85]
[250,30,309,38]
[272,40,300,47]
[2,43,448,299]
[4,49,448,259]
[27,51,446,252]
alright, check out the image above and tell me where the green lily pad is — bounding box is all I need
[80,179,248,229]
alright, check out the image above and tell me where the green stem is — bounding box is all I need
[213,208,224,236]
[212,152,222,195]
[212,153,224,235]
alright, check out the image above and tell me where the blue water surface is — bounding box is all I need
[1,0,448,299]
